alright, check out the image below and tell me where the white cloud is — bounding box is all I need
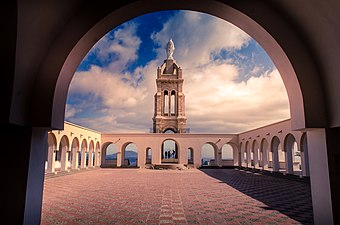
[87,22,141,74]
[65,104,81,118]
[151,11,251,68]
[66,11,290,133]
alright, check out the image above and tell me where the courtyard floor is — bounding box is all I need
[41,168,313,225]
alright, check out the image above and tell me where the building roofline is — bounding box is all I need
[64,121,102,134]
[237,118,291,135]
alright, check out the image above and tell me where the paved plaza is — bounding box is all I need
[41,168,313,225]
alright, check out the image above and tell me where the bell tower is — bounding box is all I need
[153,39,187,133]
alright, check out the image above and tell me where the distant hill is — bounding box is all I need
[106,150,138,166]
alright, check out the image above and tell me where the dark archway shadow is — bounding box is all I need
[200,168,314,225]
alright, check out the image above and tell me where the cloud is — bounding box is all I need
[82,22,141,73]
[65,104,82,118]
[66,10,290,133]
[151,11,251,68]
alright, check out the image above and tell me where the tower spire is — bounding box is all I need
[166,38,175,60]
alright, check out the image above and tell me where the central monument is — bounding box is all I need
[153,39,187,133]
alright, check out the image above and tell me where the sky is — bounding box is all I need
[66,10,290,134]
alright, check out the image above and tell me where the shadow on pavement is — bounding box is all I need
[200,168,314,225]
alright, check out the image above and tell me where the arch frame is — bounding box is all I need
[30,0,326,132]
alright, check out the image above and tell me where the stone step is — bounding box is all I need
[44,167,98,179]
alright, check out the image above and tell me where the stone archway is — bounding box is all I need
[161,139,179,164]
[7,2,338,224]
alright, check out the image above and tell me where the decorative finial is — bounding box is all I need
[166,38,175,60]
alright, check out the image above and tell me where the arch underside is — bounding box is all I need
[28,0,327,131]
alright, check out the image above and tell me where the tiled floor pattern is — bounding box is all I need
[41,168,313,224]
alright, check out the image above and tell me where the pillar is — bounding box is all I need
[2,125,48,224]
[273,148,280,172]
[138,145,146,167]
[262,149,268,170]
[47,146,55,173]
[80,149,86,168]
[71,147,77,170]
[307,129,334,224]
[301,136,310,177]
[254,148,259,168]
[285,149,294,174]
[116,144,122,167]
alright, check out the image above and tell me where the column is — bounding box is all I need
[46,146,55,173]
[307,129,334,225]
[61,147,67,171]
[285,149,294,174]
[262,149,269,170]
[138,145,146,167]
[301,136,310,177]
[273,148,280,172]
[71,148,77,170]
[179,144,188,165]
[116,144,122,167]
[254,148,259,168]
[2,125,48,224]
[80,149,86,168]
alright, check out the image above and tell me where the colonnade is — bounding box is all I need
[238,119,310,176]
[46,122,102,174]
[47,120,310,178]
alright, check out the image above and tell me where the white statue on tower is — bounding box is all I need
[166,38,175,60]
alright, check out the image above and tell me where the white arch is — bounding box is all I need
[271,136,281,172]
[260,138,269,170]
[47,133,57,173]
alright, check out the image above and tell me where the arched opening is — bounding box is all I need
[58,135,69,172]
[164,90,169,116]
[170,90,176,115]
[188,147,194,164]
[47,133,57,173]
[161,139,178,163]
[201,143,216,166]
[244,141,250,167]
[25,3,335,224]
[80,139,88,168]
[70,137,80,170]
[251,140,259,168]
[103,143,118,167]
[88,141,94,167]
[284,134,298,175]
[123,143,138,167]
[221,144,234,167]
[271,136,281,172]
[300,133,310,177]
[146,148,152,164]
[43,3,324,136]
[260,138,269,170]
[164,129,176,134]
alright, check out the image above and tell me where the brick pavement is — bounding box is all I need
[41,168,313,225]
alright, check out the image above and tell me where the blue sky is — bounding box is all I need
[66,10,290,133]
